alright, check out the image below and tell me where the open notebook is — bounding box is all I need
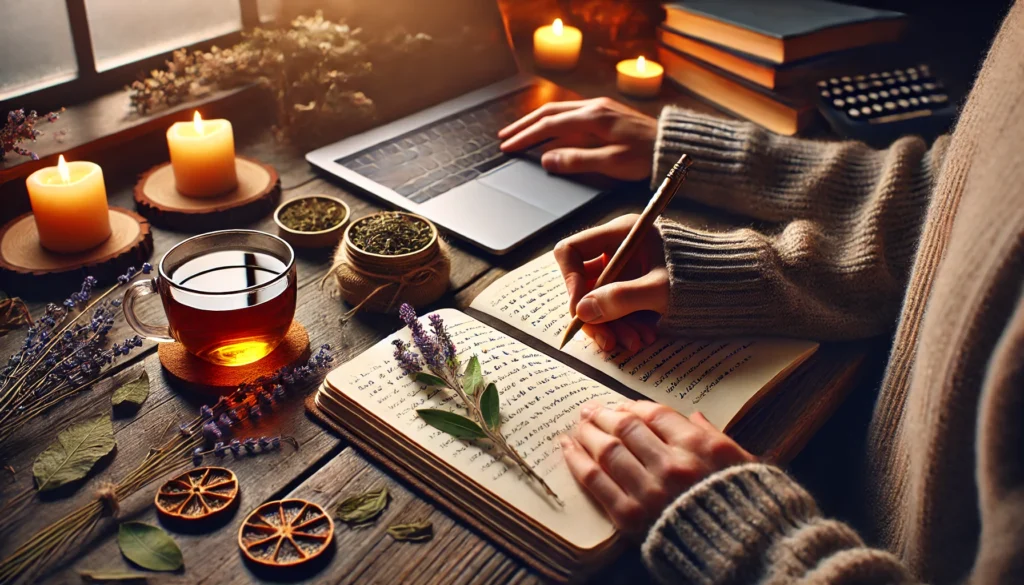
[312,252,817,581]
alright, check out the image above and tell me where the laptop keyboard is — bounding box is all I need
[338,89,539,204]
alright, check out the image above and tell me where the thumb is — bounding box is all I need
[541,144,628,175]
[574,269,668,324]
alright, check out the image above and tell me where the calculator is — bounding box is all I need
[816,65,956,147]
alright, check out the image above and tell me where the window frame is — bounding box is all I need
[0,0,261,113]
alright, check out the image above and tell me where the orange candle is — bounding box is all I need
[533,19,582,71]
[616,56,664,98]
[25,155,111,254]
[166,111,238,197]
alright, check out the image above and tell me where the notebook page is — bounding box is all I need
[469,253,819,429]
[324,309,621,550]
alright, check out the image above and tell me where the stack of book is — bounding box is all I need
[658,0,906,135]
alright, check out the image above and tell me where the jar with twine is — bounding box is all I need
[322,212,451,319]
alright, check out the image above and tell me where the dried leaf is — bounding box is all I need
[417,409,485,440]
[463,356,482,395]
[414,373,447,388]
[111,371,150,408]
[117,522,183,572]
[78,569,149,582]
[33,415,116,492]
[480,383,500,430]
[386,521,433,542]
[335,486,389,525]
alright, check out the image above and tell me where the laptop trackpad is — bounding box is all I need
[478,161,600,216]
[419,180,555,254]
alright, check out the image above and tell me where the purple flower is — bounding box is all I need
[202,421,223,443]
[429,313,457,361]
[392,340,421,376]
[243,438,257,454]
[249,405,262,420]
[229,439,242,456]
[213,442,227,457]
[399,304,443,369]
[200,405,214,419]
[217,413,234,430]
[192,447,204,466]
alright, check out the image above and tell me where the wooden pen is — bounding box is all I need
[559,153,692,349]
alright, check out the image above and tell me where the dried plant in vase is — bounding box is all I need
[1,108,66,162]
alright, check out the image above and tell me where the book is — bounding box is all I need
[663,0,906,64]
[312,252,818,581]
[657,44,817,135]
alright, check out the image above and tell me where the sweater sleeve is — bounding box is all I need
[652,109,949,340]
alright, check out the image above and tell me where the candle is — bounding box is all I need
[166,111,238,198]
[25,155,111,254]
[533,18,582,71]
[616,56,664,98]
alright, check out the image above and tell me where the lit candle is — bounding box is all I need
[24,155,112,254]
[166,111,238,198]
[533,18,582,71]
[616,56,664,99]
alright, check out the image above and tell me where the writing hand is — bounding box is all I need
[498,98,657,181]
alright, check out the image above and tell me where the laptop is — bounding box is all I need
[305,0,604,255]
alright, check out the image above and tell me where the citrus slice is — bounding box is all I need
[238,499,334,567]
[155,467,239,521]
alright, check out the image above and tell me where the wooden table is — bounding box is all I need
[0,54,869,585]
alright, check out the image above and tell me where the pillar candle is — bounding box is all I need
[616,56,664,98]
[533,19,582,71]
[25,155,111,254]
[166,111,238,198]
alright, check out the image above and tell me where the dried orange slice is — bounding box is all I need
[155,467,239,521]
[238,499,334,567]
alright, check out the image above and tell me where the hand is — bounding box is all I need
[560,400,756,535]
[553,214,668,352]
[498,98,657,181]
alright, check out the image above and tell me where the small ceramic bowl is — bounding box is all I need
[273,195,350,249]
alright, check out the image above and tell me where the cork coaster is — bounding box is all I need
[0,207,153,297]
[159,321,310,394]
[134,156,280,232]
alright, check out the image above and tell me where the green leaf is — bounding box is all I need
[463,356,482,395]
[386,521,433,542]
[33,415,116,492]
[117,522,183,572]
[111,371,150,408]
[335,486,389,525]
[417,409,486,440]
[414,373,447,388]
[78,569,149,583]
[480,383,501,430]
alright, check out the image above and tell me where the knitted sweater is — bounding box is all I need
[644,2,1024,584]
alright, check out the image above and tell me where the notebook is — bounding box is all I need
[311,252,818,581]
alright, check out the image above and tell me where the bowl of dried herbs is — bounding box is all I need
[274,195,350,249]
[329,212,451,314]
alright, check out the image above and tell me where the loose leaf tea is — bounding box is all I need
[335,486,389,525]
[33,415,116,492]
[111,371,150,408]
[117,522,183,572]
[279,198,348,232]
[78,569,149,582]
[386,521,433,542]
[349,212,432,255]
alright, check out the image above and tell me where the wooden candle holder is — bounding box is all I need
[134,156,281,232]
[0,207,153,297]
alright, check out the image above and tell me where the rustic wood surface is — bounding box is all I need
[0,47,878,585]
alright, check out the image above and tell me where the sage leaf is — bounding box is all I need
[417,409,486,439]
[415,373,447,388]
[111,371,149,408]
[463,356,482,395]
[335,486,389,525]
[33,415,115,492]
[78,569,149,582]
[117,522,183,572]
[480,383,501,430]
[387,521,433,542]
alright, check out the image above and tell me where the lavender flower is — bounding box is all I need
[229,439,242,457]
[429,313,457,361]
[213,442,227,457]
[192,447,204,466]
[249,405,262,421]
[399,304,443,368]
[202,421,223,443]
[392,340,422,376]
[243,438,258,454]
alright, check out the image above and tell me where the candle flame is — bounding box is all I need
[57,155,70,184]
[637,56,646,73]
[193,111,204,136]
[553,18,563,36]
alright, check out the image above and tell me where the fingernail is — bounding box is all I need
[576,298,602,322]
[625,338,638,352]
[580,403,597,418]
[558,435,572,450]
[594,333,607,351]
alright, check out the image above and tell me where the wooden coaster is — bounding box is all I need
[134,156,281,232]
[0,207,153,297]
[159,321,310,394]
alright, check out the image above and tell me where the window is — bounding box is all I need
[0,0,78,100]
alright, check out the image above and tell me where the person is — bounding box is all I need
[497,3,1023,584]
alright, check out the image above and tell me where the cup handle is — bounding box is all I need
[122,278,175,343]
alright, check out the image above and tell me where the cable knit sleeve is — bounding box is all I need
[652,109,949,340]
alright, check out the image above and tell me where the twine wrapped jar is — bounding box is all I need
[326,212,451,316]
